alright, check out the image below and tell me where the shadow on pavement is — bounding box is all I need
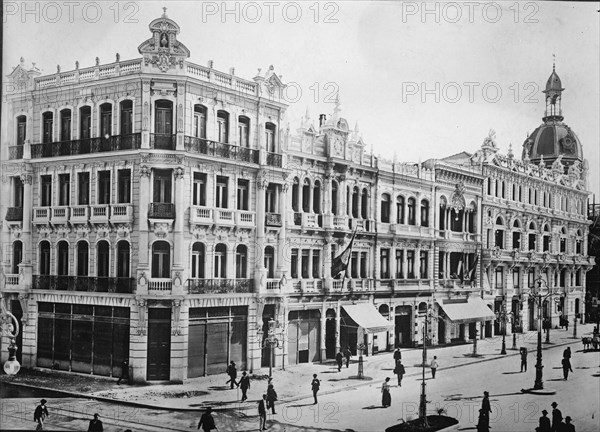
[501,371,522,375]
[362,405,388,410]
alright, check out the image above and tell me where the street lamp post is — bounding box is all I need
[262,318,279,379]
[511,315,518,350]
[419,304,435,427]
[496,300,512,355]
[573,315,578,338]
[1,302,21,376]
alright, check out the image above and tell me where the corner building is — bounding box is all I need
[0,12,591,382]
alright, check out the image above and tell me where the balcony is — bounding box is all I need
[292,213,320,229]
[9,145,23,160]
[266,279,281,291]
[184,136,259,164]
[266,152,283,167]
[148,278,172,292]
[32,275,135,293]
[51,206,70,224]
[70,206,89,224]
[5,207,23,221]
[30,134,141,159]
[150,133,176,150]
[33,207,51,224]
[332,215,348,230]
[4,274,20,287]
[148,203,175,219]
[349,218,374,233]
[190,206,213,225]
[350,279,373,292]
[187,278,254,294]
[110,204,134,224]
[236,211,255,227]
[265,212,282,227]
[90,205,110,224]
[214,209,235,225]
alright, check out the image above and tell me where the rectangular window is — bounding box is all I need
[120,101,133,135]
[291,249,298,279]
[193,173,207,206]
[396,250,403,279]
[495,268,503,287]
[194,106,207,139]
[407,251,415,279]
[237,179,249,211]
[78,172,90,205]
[380,249,390,279]
[512,232,521,250]
[265,123,276,152]
[42,112,53,144]
[312,250,320,279]
[98,171,111,204]
[528,269,535,288]
[58,174,70,206]
[17,117,27,145]
[80,107,91,140]
[360,252,367,278]
[117,169,131,203]
[153,169,172,203]
[238,117,249,147]
[543,236,550,252]
[420,251,428,279]
[41,175,52,207]
[512,268,520,288]
[301,250,310,279]
[13,177,24,208]
[528,233,536,251]
[351,251,359,278]
[60,110,71,141]
[216,176,228,208]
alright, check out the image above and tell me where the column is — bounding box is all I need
[19,174,33,288]
[416,193,422,227]
[335,302,341,353]
[176,82,185,150]
[255,172,267,291]
[137,167,151,294]
[402,248,408,279]
[276,184,288,278]
[415,244,421,280]
[172,168,185,295]
[388,305,395,350]
[323,236,333,291]
[320,303,327,362]
[141,80,151,148]
[308,249,314,280]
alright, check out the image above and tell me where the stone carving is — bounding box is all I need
[135,297,147,335]
[172,299,182,336]
[139,165,151,177]
[451,181,466,213]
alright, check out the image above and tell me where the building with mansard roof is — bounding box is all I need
[1,11,590,383]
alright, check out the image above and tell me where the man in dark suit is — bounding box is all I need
[87,413,103,432]
[198,407,217,431]
[239,371,250,401]
[551,402,562,432]
[34,399,49,431]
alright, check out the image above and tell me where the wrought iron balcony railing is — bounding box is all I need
[148,203,175,219]
[30,134,141,158]
[9,145,23,160]
[184,136,259,164]
[150,133,176,150]
[187,278,254,294]
[265,212,282,227]
[266,152,283,167]
[5,207,23,221]
[33,275,135,293]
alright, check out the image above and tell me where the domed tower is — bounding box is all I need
[522,63,584,171]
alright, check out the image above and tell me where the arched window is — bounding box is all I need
[407,197,416,225]
[12,241,23,274]
[420,199,430,227]
[39,241,51,275]
[313,180,322,213]
[236,245,247,278]
[264,246,274,278]
[117,241,130,278]
[292,177,300,212]
[487,179,492,195]
[528,222,537,251]
[77,241,89,276]
[501,181,506,199]
[120,100,133,135]
[214,243,227,278]
[265,122,276,152]
[576,229,583,254]
[193,104,207,139]
[60,109,71,141]
[42,111,54,143]
[495,217,504,249]
[542,225,551,252]
[560,227,567,253]
[217,110,229,143]
[57,241,69,276]
[191,243,205,279]
[97,241,110,278]
[512,220,521,249]
[512,184,517,201]
[302,179,311,213]
[381,193,391,223]
[155,100,173,135]
[352,187,359,218]
[99,103,112,138]
[331,181,338,215]
[397,196,405,224]
[151,241,170,278]
[238,115,250,147]
[361,188,368,219]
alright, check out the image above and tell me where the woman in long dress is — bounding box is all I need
[381,377,392,407]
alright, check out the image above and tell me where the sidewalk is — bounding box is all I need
[3,324,594,412]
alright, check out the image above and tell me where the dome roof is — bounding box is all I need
[545,69,563,93]
[522,122,583,163]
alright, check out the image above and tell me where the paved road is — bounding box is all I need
[2,338,598,431]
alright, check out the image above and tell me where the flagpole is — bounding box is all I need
[343,228,357,292]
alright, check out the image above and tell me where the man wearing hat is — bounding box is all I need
[34,399,49,431]
[564,416,575,432]
[87,413,103,432]
[198,407,217,431]
[551,402,562,432]
[537,409,551,432]
[477,391,491,431]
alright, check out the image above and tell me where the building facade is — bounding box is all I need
[0,12,592,382]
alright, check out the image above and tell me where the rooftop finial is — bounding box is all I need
[162,7,167,17]
[553,53,555,72]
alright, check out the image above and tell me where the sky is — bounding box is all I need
[3,1,599,198]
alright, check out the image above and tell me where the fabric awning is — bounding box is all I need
[341,303,395,334]
[438,298,495,324]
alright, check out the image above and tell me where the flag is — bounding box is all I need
[468,255,479,282]
[331,229,356,278]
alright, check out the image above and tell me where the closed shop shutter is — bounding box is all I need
[287,321,298,365]
[188,322,206,378]
[206,322,228,375]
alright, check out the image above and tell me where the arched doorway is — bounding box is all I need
[325,309,336,359]
[394,306,412,348]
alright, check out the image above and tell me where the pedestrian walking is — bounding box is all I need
[520,347,528,372]
[87,413,103,432]
[394,360,406,386]
[563,416,575,432]
[565,317,569,331]
[117,359,130,385]
[562,356,573,380]
[225,361,239,389]
[311,374,320,404]
[335,351,343,371]
[536,409,551,432]
[563,347,571,360]
[551,402,563,432]
[430,356,438,379]
[197,407,217,431]
[33,399,49,431]
[266,384,278,414]
[381,377,392,407]
[258,394,267,430]
[477,391,491,431]
[239,371,250,401]
[393,348,402,364]
[343,346,352,368]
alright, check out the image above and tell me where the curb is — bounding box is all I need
[4,334,582,412]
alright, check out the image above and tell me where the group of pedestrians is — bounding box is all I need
[537,402,576,432]
[335,346,353,371]
[33,399,104,431]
